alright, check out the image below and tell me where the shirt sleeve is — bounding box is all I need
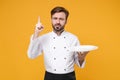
[27,35,43,59]
[74,38,86,68]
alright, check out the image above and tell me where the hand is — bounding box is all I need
[77,51,89,61]
[35,16,44,34]
[33,16,44,40]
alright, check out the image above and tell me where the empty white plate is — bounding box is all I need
[70,45,98,52]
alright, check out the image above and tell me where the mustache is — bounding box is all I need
[54,23,61,26]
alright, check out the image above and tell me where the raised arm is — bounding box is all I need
[27,16,44,59]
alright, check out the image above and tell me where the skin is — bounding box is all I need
[51,12,66,36]
[33,12,89,66]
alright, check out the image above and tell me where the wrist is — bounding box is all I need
[79,58,84,63]
[79,59,85,66]
[33,32,39,40]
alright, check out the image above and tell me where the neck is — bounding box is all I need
[53,30,64,36]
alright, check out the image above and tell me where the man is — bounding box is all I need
[27,6,89,80]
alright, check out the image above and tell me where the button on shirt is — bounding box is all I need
[27,31,85,74]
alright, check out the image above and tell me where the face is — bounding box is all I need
[51,12,67,32]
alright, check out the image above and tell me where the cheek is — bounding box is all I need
[51,20,55,24]
[61,21,66,25]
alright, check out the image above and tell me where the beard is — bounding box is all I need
[52,23,65,32]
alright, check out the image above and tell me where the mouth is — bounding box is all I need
[55,24,61,27]
[54,26,60,30]
[56,26,60,29]
[52,23,64,31]
[55,24,61,29]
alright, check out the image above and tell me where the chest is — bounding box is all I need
[42,34,74,56]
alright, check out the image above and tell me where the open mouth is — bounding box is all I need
[56,26,60,30]
[55,24,61,29]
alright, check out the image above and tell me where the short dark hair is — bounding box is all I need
[51,6,69,19]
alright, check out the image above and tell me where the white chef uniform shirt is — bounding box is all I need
[27,31,85,74]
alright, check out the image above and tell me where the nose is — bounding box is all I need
[56,19,60,24]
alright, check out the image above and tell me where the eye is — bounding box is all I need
[52,17,57,20]
[59,18,64,21]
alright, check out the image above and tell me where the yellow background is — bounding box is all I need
[0,0,120,80]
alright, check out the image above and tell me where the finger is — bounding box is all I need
[35,23,42,29]
[78,52,83,56]
[38,26,44,30]
[38,16,42,24]
[38,16,40,23]
[36,26,43,30]
[81,51,84,54]
[77,52,82,55]
[84,51,89,54]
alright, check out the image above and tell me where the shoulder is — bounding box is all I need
[37,32,52,40]
[65,31,80,45]
[65,31,78,39]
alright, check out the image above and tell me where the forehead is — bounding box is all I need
[52,12,66,18]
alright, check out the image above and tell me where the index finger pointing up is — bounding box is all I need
[38,16,41,24]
